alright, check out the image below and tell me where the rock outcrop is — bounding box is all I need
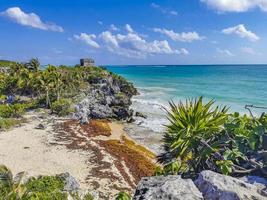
[133,175,203,200]
[58,172,80,192]
[133,171,267,200]
[194,170,267,200]
[74,73,138,123]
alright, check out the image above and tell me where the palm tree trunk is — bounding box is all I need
[57,90,60,101]
[46,90,51,108]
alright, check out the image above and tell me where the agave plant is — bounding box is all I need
[0,165,27,200]
[158,97,229,175]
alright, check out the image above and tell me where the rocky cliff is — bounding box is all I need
[74,70,138,123]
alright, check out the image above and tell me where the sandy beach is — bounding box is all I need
[0,111,156,199]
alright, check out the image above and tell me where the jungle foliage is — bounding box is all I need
[157,97,267,177]
[0,58,134,130]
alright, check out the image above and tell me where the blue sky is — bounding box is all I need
[1,0,267,65]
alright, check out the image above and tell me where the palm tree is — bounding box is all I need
[37,65,65,107]
[26,58,40,72]
[38,71,52,108]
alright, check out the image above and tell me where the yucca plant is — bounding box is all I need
[158,97,229,176]
[0,165,27,200]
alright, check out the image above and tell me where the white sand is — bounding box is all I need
[0,112,90,189]
[0,111,143,198]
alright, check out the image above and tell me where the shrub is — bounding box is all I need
[25,176,64,192]
[115,192,131,200]
[70,192,94,200]
[0,118,27,130]
[0,103,26,118]
[25,191,67,200]
[25,175,67,200]
[158,97,267,177]
[51,99,72,116]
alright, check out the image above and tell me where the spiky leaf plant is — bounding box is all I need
[158,97,229,176]
[0,165,27,199]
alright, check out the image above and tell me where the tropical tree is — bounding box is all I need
[26,58,40,72]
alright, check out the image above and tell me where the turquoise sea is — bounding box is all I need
[106,65,267,133]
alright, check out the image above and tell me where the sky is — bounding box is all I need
[1,0,267,65]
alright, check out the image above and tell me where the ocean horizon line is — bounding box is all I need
[103,64,267,67]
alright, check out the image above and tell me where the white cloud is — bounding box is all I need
[73,24,188,58]
[201,0,267,12]
[222,24,260,42]
[179,48,189,55]
[100,31,119,48]
[74,33,100,48]
[98,21,103,25]
[150,3,178,16]
[110,24,119,31]
[99,27,185,58]
[241,47,256,55]
[153,28,205,42]
[125,24,134,33]
[1,7,63,32]
[217,48,234,56]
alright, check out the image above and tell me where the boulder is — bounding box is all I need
[133,175,203,200]
[58,172,80,192]
[194,170,267,200]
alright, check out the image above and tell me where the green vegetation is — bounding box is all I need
[115,192,131,200]
[25,176,66,200]
[0,165,27,200]
[0,165,94,200]
[0,104,26,118]
[70,192,94,200]
[51,99,72,116]
[0,58,135,130]
[0,60,16,68]
[0,118,27,130]
[157,97,267,177]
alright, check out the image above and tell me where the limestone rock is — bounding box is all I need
[194,170,267,200]
[74,74,137,123]
[133,175,203,200]
[58,172,80,192]
[240,175,267,193]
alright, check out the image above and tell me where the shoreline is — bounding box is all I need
[0,110,157,198]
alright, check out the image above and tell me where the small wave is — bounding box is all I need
[134,117,168,133]
[131,97,169,132]
[137,86,177,93]
[132,98,168,110]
